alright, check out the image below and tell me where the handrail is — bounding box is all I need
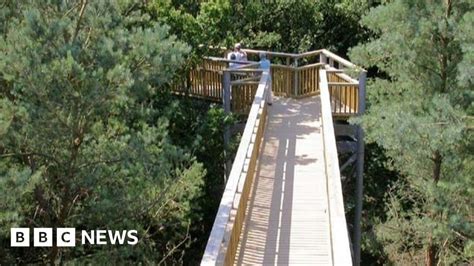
[324,65,359,84]
[201,71,270,265]
[206,47,360,70]
[295,49,324,59]
[206,56,259,65]
[242,48,301,58]
[298,62,324,70]
[320,49,358,69]
[319,69,353,265]
[233,62,260,70]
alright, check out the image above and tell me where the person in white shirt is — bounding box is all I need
[233,43,247,62]
[227,43,247,68]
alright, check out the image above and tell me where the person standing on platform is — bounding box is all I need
[233,43,247,62]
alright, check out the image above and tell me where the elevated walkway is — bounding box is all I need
[197,49,366,266]
[235,96,332,265]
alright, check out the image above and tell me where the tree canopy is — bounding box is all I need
[0,1,204,264]
[350,0,474,264]
[1,0,472,265]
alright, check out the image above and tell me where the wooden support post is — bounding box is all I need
[223,71,231,182]
[293,58,298,96]
[329,58,335,68]
[354,70,367,266]
[320,52,327,65]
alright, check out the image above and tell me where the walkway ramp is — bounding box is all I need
[201,50,364,265]
[235,96,332,265]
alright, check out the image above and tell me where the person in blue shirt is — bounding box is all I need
[259,52,271,69]
[259,52,273,105]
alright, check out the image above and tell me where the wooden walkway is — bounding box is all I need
[235,96,332,265]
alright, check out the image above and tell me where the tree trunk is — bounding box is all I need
[426,235,436,266]
[432,150,442,184]
[426,151,442,266]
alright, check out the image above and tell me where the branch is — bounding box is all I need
[157,224,191,265]
[63,2,81,18]
[1,152,60,165]
[77,158,124,169]
[83,27,92,49]
[123,2,140,17]
[72,0,88,44]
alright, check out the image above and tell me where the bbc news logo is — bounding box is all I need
[11,228,138,247]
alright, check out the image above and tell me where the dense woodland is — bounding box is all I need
[0,0,472,265]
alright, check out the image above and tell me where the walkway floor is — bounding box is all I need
[234,96,332,265]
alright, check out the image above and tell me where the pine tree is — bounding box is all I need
[350,0,473,264]
[0,1,204,264]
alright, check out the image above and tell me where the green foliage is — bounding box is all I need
[233,0,373,54]
[0,1,206,264]
[342,143,398,264]
[350,0,474,264]
[149,0,373,55]
[148,0,202,48]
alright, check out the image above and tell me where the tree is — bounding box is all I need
[349,0,474,264]
[0,1,205,264]
[149,0,373,55]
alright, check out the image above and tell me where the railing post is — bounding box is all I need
[354,70,367,266]
[319,52,327,65]
[293,58,298,96]
[329,58,335,68]
[223,71,231,181]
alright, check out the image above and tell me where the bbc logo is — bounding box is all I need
[11,228,75,247]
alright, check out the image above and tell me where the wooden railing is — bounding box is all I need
[327,73,359,116]
[229,64,262,115]
[201,71,270,266]
[296,63,322,96]
[320,69,353,264]
[171,49,363,116]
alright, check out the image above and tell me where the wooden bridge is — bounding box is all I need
[173,49,366,265]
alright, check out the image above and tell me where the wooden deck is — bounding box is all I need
[234,96,333,265]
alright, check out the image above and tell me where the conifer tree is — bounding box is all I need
[0,1,204,264]
[350,1,473,264]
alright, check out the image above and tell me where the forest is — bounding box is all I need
[0,0,472,265]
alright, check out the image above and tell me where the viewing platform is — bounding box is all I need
[174,49,366,265]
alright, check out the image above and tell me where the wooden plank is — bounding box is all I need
[295,49,324,59]
[328,82,357,86]
[326,69,345,73]
[298,62,324,70]
[231,80,260,86]
[321,49,357,69]
[319,69,353,265]
[242,48,299,58]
